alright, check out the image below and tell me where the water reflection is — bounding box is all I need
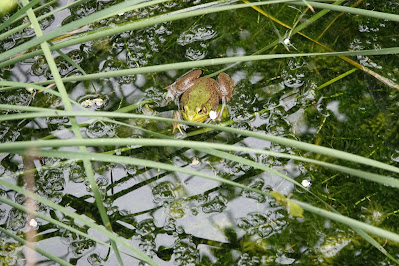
[177,24,217,60]
[1,0,399,264]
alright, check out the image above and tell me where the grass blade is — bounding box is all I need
[13,148,399,245]
[1,107,399,174]
[0,226,73,266]
[0,0,41,33]
[292,1,399,22]
[21,1,126,264]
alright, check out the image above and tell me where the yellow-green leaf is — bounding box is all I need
[287,201,304,218]
[270,191,287,207]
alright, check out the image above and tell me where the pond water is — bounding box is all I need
[1,0,399,265]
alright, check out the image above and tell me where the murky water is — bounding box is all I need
[1,0,399,264]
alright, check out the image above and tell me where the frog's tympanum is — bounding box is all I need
[164,69,235,133]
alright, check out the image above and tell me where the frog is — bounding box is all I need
[164,69,235,133]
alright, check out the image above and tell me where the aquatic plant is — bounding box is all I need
[0,0,399,264]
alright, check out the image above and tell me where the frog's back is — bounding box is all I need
[181,78,220,109]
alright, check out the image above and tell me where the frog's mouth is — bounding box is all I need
[182,109,208,123]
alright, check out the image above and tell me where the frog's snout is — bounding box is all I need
[183,110,197,121]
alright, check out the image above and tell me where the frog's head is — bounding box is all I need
[182,104,210,122]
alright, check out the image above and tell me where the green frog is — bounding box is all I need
[164,69,235,133]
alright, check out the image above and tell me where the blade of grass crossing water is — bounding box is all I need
[1,107,399,175]
[293,200,399,243]
[0,0,90,41]
[0,226,73,266]
[314,0,365,43]
[0,196,112,250]
[21,1,126,264]
[0,0,172,62]
[0,81,82,107]
[0,179,159,265]
[2,131,396,261]
[292,1,399,22]
[0,0,299,65]
[245,1,399,89]
[196,148,399,262]
[317,68,358,90]
[48,41,99,93]
[1,137,398,188]
[0,195,153,260]
[20,149,399,245]
[210,0,345,76]
[3,48,398,89]
[0,0,41,33]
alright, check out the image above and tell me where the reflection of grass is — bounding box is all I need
[1,0,399,265]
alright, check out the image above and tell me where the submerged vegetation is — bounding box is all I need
[0,0,399,264]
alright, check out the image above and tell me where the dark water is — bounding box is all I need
[0,0,399,264]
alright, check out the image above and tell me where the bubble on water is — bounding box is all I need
[101,57,127,72]
[14,193,25,205]
[152,181,176,203]
[118,75,136,84]
[56,59,78,77]
[283,73,305,89]
[242,177,267,203]
[185,46,207,60]
[70,1,97,17]
[68,49,87,64]
[240,29,251,40]
[0,121,21,142]
[139,236,156,257]
[125,165,137,176]
[2,37,15,51]
[68,163,85,182]
[190,207,199,216]
[136,218,156,236]
[92,175,109,195]
[201,195,227,213]
[39,169,66,191]
[46,116,69,125]
[7,209,26,231]
[35,169,66,204]
[60,221,96,256]
[177,25,216,46]
[87,253,103,266]
[70,238,96,256]
[173,239,199,265]
[38,7,54,30]
[238,253,261,266]
[237,211,287,238]
[31,56,48,76]
[0,90,33,110]
[86,120,115,138]
[0,208,6,220]
[164,218,177,232]
[166,200,186,219]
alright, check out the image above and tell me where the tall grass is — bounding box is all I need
[1,0,399,264]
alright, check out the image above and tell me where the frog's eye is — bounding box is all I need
[201,105,208,114]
